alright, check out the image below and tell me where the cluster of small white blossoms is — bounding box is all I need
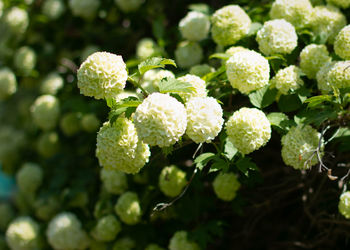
[186,97,224,144]
[226,50,270,94]
[42,0,65,20]
[96,118,150,174]
[316,61,337,93]
[3,7,29,34]
[16,162,43,194]
[169,231,200,250]
[179,11,210,41]
[46,212,89,250]
[270,65,304,95]
[91,214,122,242]
[177,74,207,103]
[115,0,144,13]
[136,38,161,60]
[0,67,17,101]
[211,5,251,46]
[133,93,187,147]
[6,216,40,250]
[40,72,64,95]
[281,125,322,170]
[100,168,128,195]
[256,19,297,56]
[226,108,271,155]
[299,44,331,79]
[225,46,250,56]
[159,165,187,197]
[326,61,350,89]
[30,94,60,130]
[114,191,142,225]
[68,0,99,19]
[213,172,241,201]
[141,69,175,93]
[78,52,128,100]
[339,191,350,219]
[269,0,313,28]
[175,41,203,68]
[334,25,350,59]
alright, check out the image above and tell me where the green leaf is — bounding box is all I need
[125,59,140,68]
[236,157,259,177]
[304,95,332,109]
[248,85,278,108]
[278,94,302,112]
[106,98,117,108]
[267,112,296,134]
[210,158,229,173]
[152,16,165,41]
[202,65,226,82]
[296,108,338,127]
[138,57,176,75]
[108,107,127,124]
[159,78,195,94]
[194,152,216,171]
[108,97,142,123]
[209,53,231,60]
[223,138,237,161]
[247,22,262,36]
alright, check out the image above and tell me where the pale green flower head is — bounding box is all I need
[69,0,99,19]
[213,172,240,201]
[270,65,304,95]
[40,72,64,95]
[175,41,203,68]
[339,191,350,219]
[60,112,81,136]
[136,38,161,60]
[14,46,37,75]
[81,113,100,133]
[300,44,331,79]
[211,5,251,46]
[115,0,144,13]
[316,61,337,93]
[114,191,142,225]
[327,61,350,89]
[91,215,121,242]
[16,162,43,194]
[100,168,128,195]
[0,67,17,100]
[42,0,65,20]
[169,231,200,250]
[225,46,250,56]
[31,95,60,130]
[179,11,210,41]
[177,74,207,103]
[159,165,187,197]
[334,25,350,59]
[3,7,29,34]
[226,108,271,155]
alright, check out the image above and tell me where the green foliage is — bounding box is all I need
[138,57,176,75]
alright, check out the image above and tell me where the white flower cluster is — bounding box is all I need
[269,0,313,28]
[186,97,223,144]
[42,0,65,20]
[114,191,142,225]
[281,125,322,170]
[0,67,17,101]
[169,231,200,250]
[6,216,40,250]
[177,74,207,103]
[115,0,144,13]
[77,52,128,100]
[334,25,350,59]
[175,41,203,68]
[327,61,350,89]
[316,61,337,93]
[133,93,187,147]
[96,118,150,174]
[339,191,350,219]
[211,5,251,46]
[299,44,331,79]
[16,162,43,194]
[3,7,29,34]
[136,38,161,60]
[40,72,64,95]
[270,65,304,95]
[60,112,81,136]
[100,168,128,195]
[30,95,60,130]
[226,50,270,94]
[91,215,121,242]
[159,165,187,197]
[47,212,89,250]
[14,46,37,75]
[226,108,271,155]
[225,46,250,56]
[213,172,240,201]
[69,0,99,19]
[256,19,297,56]
[179,11,210,41]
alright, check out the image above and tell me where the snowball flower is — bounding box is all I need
[175,41,203,68]
[270,65,304,95]
[213,172,240,201]
[37,131,60,158]
[169,231,200,250]
[281,125,322,170]
[40,73,64,95]
[136,38,161,60]
[31,95,60,130]
[300,44,331,79]
[141,69,175,93]
[189,64,214,77]
[81,113,100,132]
[177,74,207,103]
[225,46,250,56]
[47,212,89,250]
[80,45,100,62]
[100,168,128,195]
[256,19,297,56]
[159,165,187,197]
[316,61,337,93]
[115,0,144,13]
[77,52,128,100]
[0,67,17,100]
[14,46,37,75]
[114,192,142,225]
[226,108,271,155]
[327,0,350,8]
[16,162,43,194]
[269,0,313,28]
[327,61,350,90]
[339,191,350,219]
[6,216,40,250]
[91,215,121,242]
[186,97,223,143]
[211,5,251,46]
[334,25,350,59]
[3,7,29,34]
[42,0,65,20]
[133,93,187,147]
[226,50,270,94]
[179,11,210,41]
[69,0,99,19]
[96,118,150,174]
[60,112,81,136]
[311,5,346,44]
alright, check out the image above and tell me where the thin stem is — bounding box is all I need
[127,76,149,97]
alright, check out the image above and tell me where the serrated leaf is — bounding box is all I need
[304,95,332,109]
[138,57,176,75]
[248,85,277,108]
[194,152,216,171]
[209,53,231,60]
[209,158,229,173]
[202,65,226,82]
[278,94,302,112]
[236,157,258,177]
[267,112,296,134]
[159,78,195,94]
[223,138,237,160]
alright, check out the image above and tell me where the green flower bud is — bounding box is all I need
[69,0,99,19]
[159,165,187,197]
[37,131,60,158]
[14,46,37,75]
[3,7,29,34]
[40,73,64,95]
[136,38,161,60]
[34,196,60,221]
[42,0,65,20]
[81,113,100,133]
[91,215,121,242]
[100,168,128,195]
[0,68,17,101]
[114,192,141,225]
[31,95,60,131]
[112,237,135,250]
[213,172,240,201]
[169,231,200,250]
[60,112,81,136]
